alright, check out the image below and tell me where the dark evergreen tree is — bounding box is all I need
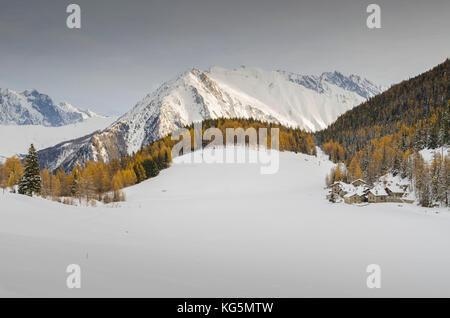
[71,169,79,196]
[18,144,42,196]
[142,158,159,178]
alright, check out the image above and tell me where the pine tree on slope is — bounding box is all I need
[18,144,42,196]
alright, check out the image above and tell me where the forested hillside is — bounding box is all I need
[317,59,449,207]
[316,59,449,156]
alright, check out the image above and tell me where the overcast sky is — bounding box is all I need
[0,0,448,115]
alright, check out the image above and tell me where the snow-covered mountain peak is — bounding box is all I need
[116,65,383,146]
[318,71,382,99]
[22,88,40,96]
[275,69,382,100]
[0,88,103,126]
[57,101,105,120]
[38,65,384,172]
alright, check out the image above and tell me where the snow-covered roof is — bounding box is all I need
[351,179,366,185]
[330,181,353,192]
[341,183,355,193]
[343,185,367,198]
[378,173,411,195]
[367,185,388,196]
[380,173,409,186]
[385,184,404,194]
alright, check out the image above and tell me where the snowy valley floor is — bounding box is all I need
[0,149,449,297]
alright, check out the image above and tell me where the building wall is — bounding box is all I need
[368,193,387,203]
[344,195,363,204]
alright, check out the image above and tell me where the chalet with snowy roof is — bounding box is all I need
[344,193,364,204]
[385,185,404,198]
[329,181,353,197]
[327,177,413,204]
[343,185,367,204]
[367,186,389,203]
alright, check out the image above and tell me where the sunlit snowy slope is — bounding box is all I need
[1,149,449,297]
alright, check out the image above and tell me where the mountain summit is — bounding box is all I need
[38,66,382,171]
[114,66,382,153]
[0,88,103,126]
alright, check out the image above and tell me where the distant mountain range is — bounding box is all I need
[0,88,103,126]
[37,66,382,172]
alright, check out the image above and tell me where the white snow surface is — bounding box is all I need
[0,116,117,159]
[419,147,449,163]
[207,66,371,130]
[0,148,449,297]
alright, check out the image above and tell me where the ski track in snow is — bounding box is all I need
[0,149,449,297]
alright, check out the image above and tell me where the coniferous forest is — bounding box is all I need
[317,59,449,153]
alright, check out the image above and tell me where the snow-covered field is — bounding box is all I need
[0,149,449,297]
[0,117,117,160]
